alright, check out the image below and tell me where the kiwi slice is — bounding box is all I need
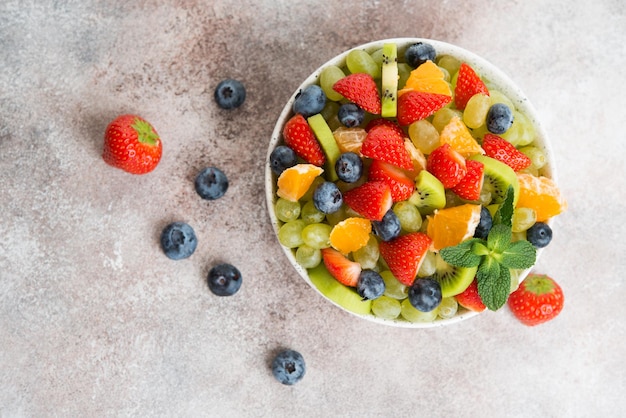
[469,154,519,205]
[408,170,446,214]
[431,254,478,298]
[380,43,399,118]
[307,114,341,181]
[308,264,372,315]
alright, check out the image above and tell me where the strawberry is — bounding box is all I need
[482,134,532,171]
[507,274,564,326]
[454,279,486,312]
[360,124,413,170]
[451,159,484,201]
[343,181,393,221]
[332,73,381,114]
[379,232,432,286]
[368,159,414,202]
[282,114,325,166]
[454,63,489,110]
[102,114,162,174]
[365,118,405,137]
[321,248,361,287]
[396,90,452,126]
[426,143,467,188]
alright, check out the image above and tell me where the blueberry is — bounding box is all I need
[160,222,198,260]
[272,349,306,385]
[404,42,436,68]
[372,209,401,242]
[357,270,386,300]
[486,103,514,134]
[214,79,246,109]
[293,85,326,118]
[474,206,493,239]
[335,152,363,183]
[338,103,365,127]
[195,167,228,200]
[408,278,442,312]
[526,222,552,248]
[313,181,343,214]
[207,263,242,296]
[270,145,298,175]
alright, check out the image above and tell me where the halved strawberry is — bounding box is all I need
[379,232,432,286]
[365,118,405,137]
[454,63,489,110]
[396,90,452,126]
[343,181,393,221]
[321,248,362,287]
[452,159,484,201]
[333,73,381,114]
[481,134,532,171]
[455,279,486,312]
[426,143,467,188]
[368,159,414,202]
[283,114,325,166]
[360,124,413,170]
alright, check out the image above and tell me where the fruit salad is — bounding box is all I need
[266,39,566,326]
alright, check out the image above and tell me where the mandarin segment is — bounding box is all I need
[439,115,484,158]
[329,217,372,254]
[277,164,324,202]
[516,173,567,222]
[426,204,482,251]
[399,60,452,97]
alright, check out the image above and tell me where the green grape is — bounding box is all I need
[278,220,306,248]
[519,145,547,170]
[438,65,451,82]
[275,198,301,222]
[301,200,326,224]
[370,48,384,66]
[325,205,347,226]
[510,269,524,292]
[300,176,325,201]
[408,119,440,154]
[489,89,515,109]
[502,111,535,147]
[398,63,412,89]
[400,298,438,323]
[353,235,379,269]
[346,49,381,78]
[463,93,490,129]
[320,65,345,101]
[512,207,537,233]
[436,55,461,79]
[321,100,342,131]
[301,223,332,249]
[380,270,408,300]
[437,297,458,319]
[296,245,322,269]
[393,201,423,232]
[432,107,463,133]
[417,250,437,277]
[371,295,402,320]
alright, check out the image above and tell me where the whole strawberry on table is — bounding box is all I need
[103,114,162,174]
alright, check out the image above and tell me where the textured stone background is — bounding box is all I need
[1,1,624,417]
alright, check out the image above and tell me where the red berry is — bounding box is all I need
[482,134,532,171]
[360,124,413,170]
[379,232,432,286]
[333,73,381,114]
[102,114,162,174]
[282,114,325,166]
[452,159,484,201]
[321,248,362,287]
[426,144,467,188]
[343,181,393,221]
[507,274,564,326]
[455,279,486,312]
[368,159,414,202]
[454,63,489,110]
[397,90,452,126]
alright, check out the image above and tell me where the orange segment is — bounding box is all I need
[277,164,324,202]
[439,116,483,158]
[399,60,452,97]
[329,217,372,254]
[516,174,567,222]
[333,127,367,156]
[426,204,482,251]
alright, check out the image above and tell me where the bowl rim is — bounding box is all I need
[265,37,555,328]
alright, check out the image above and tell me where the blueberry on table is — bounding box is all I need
[195,167,228,200]
[338,103,365,127]
[313,181,343,214]
[357,270,386,300]
[486,103,514,134]
[408,278,442,312]
[207,263,242,296]
[272,350,306,385]
[372,209,401,242]
[270,145,298,175]
[214,79,246,109]
[404,42,436,68]
[335,152,363,183]
[293,84,326,118]
[526,222,553,248]
[160,222,198,260]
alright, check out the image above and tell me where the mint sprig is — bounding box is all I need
[439,186,536,311]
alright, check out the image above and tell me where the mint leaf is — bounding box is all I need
[439,238,483,267]
[494,186,515,227]
[487,224,512,253]
[476,257,511,311]
[499,240,537,269]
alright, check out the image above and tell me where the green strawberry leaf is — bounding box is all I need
[499,240,537,269]
[476,256,511,311]
[487,224,512,254]
[439,238,484,267]
[493,186,515,227]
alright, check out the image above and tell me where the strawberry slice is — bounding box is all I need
[396,90,452,126]
[365,118,405,137]
[455,279,486,312]
[379,232,432,286]
[321,248,362,287]
[452,159,484,201]
[454,63,489,110]
[343,181,393,221]
[282,114,325,166]
[360,124,413,170]
[426,143,467,188]
[333,73,381,115]
[482,134,532,171]
[368,159,414,202]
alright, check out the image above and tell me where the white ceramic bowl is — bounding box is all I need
[265,38,556,327]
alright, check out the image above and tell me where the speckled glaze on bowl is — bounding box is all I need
[265,38,556,328]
